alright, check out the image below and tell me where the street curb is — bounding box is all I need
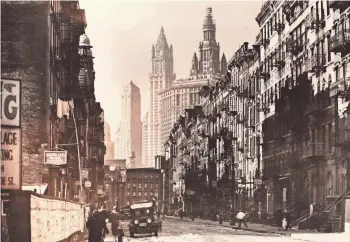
[165,216,291,236]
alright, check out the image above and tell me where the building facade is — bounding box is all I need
[104,122,115,160]
[115,81,142,168]
[142,112,149,167]
[125,168,163,208]
[165,1,350,229]
[254,0,350,217]
[1,0,105,204]
[159,7,227,154]
[104,159,126,209]
[143,27,176,167]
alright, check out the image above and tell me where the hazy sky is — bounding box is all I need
[79,0,262,139]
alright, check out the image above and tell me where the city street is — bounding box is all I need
[100,219,314,242]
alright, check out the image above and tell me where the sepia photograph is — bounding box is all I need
[1,0,350,241]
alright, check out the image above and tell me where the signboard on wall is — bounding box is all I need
[84,181,91,188]
[1,79,21,127]
[81,169,89,179]
[44,151,67,165]
[1,78,22,190]
[30,195,84,242]
[1,128,21,190]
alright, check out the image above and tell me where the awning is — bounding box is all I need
[22,184,48,194]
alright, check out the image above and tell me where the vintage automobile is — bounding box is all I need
[128,201,161,237]
[120,205,131,221]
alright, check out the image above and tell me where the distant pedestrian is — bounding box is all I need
[117,225,124,242]
[110,206,120,241]
[236,210,248,228]
[282,209,291,230]
[1,224,9,242]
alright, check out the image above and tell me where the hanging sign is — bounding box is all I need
[44,150,67,165]
[81,169,89,179]
[1,79,21,127]
[1,128,21,190]
[84,181,91,188]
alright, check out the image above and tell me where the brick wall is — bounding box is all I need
[1,1,50,185]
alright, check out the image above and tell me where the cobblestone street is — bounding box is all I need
[96,218,323,242]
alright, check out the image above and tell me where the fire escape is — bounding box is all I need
[328,1,350,12]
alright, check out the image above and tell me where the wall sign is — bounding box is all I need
[44,151,67,165]
[1,79,21,127]
[1,127,21,190]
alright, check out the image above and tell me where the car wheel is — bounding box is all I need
[130,232,134,238]
[154,231,158,236]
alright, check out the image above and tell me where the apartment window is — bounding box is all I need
[132,183,136,188]
[156,184,159,189]
[144,183,148,189]
[138,192,142,197]
[127,192,131,197]
[327,36,331,62]
[328,123,332,153]
[335,67,339,81]
[138,183,142,189]
[144,192,148,197]
[127,183,131,189]
[150,192,153,196]
[132,192,136,197]
[150,184,153,189]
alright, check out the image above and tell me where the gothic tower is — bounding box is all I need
[221,53,227,74]
[190,52,199,76]
[198,7,221,74]
[144,27,176,167]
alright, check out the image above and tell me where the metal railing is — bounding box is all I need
[302,143,327,159]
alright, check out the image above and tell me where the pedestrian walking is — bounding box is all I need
[236,210,248,229]
[282,209,291,230]
[110,206,120,241]
[116,225,124,242]
[86,210,104,242]
[97,207,109,240]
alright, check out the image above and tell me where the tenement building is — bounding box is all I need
[143,27,176,168]
[125,168,163,206]
[1,0,106,203]
[166,1,350,229]
[255,0,350,220]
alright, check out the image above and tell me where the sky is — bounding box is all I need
[79,0,263,139]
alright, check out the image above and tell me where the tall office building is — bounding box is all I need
[159,7,226,149]
[143,27,176,167]
[104,122,115,160]
[141,112,149,167]
[115,81,142,168]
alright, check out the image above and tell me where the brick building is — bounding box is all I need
[1,0,105,203]
[125,168,163,208]
[104,159,126,209]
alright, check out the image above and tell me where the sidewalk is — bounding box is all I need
[165,216,291,236]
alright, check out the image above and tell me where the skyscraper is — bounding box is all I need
[143,27,176,167]
[104,122,115,160]
[115,81,142,168]
[142,112,149,167]
[159,7,226,150]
